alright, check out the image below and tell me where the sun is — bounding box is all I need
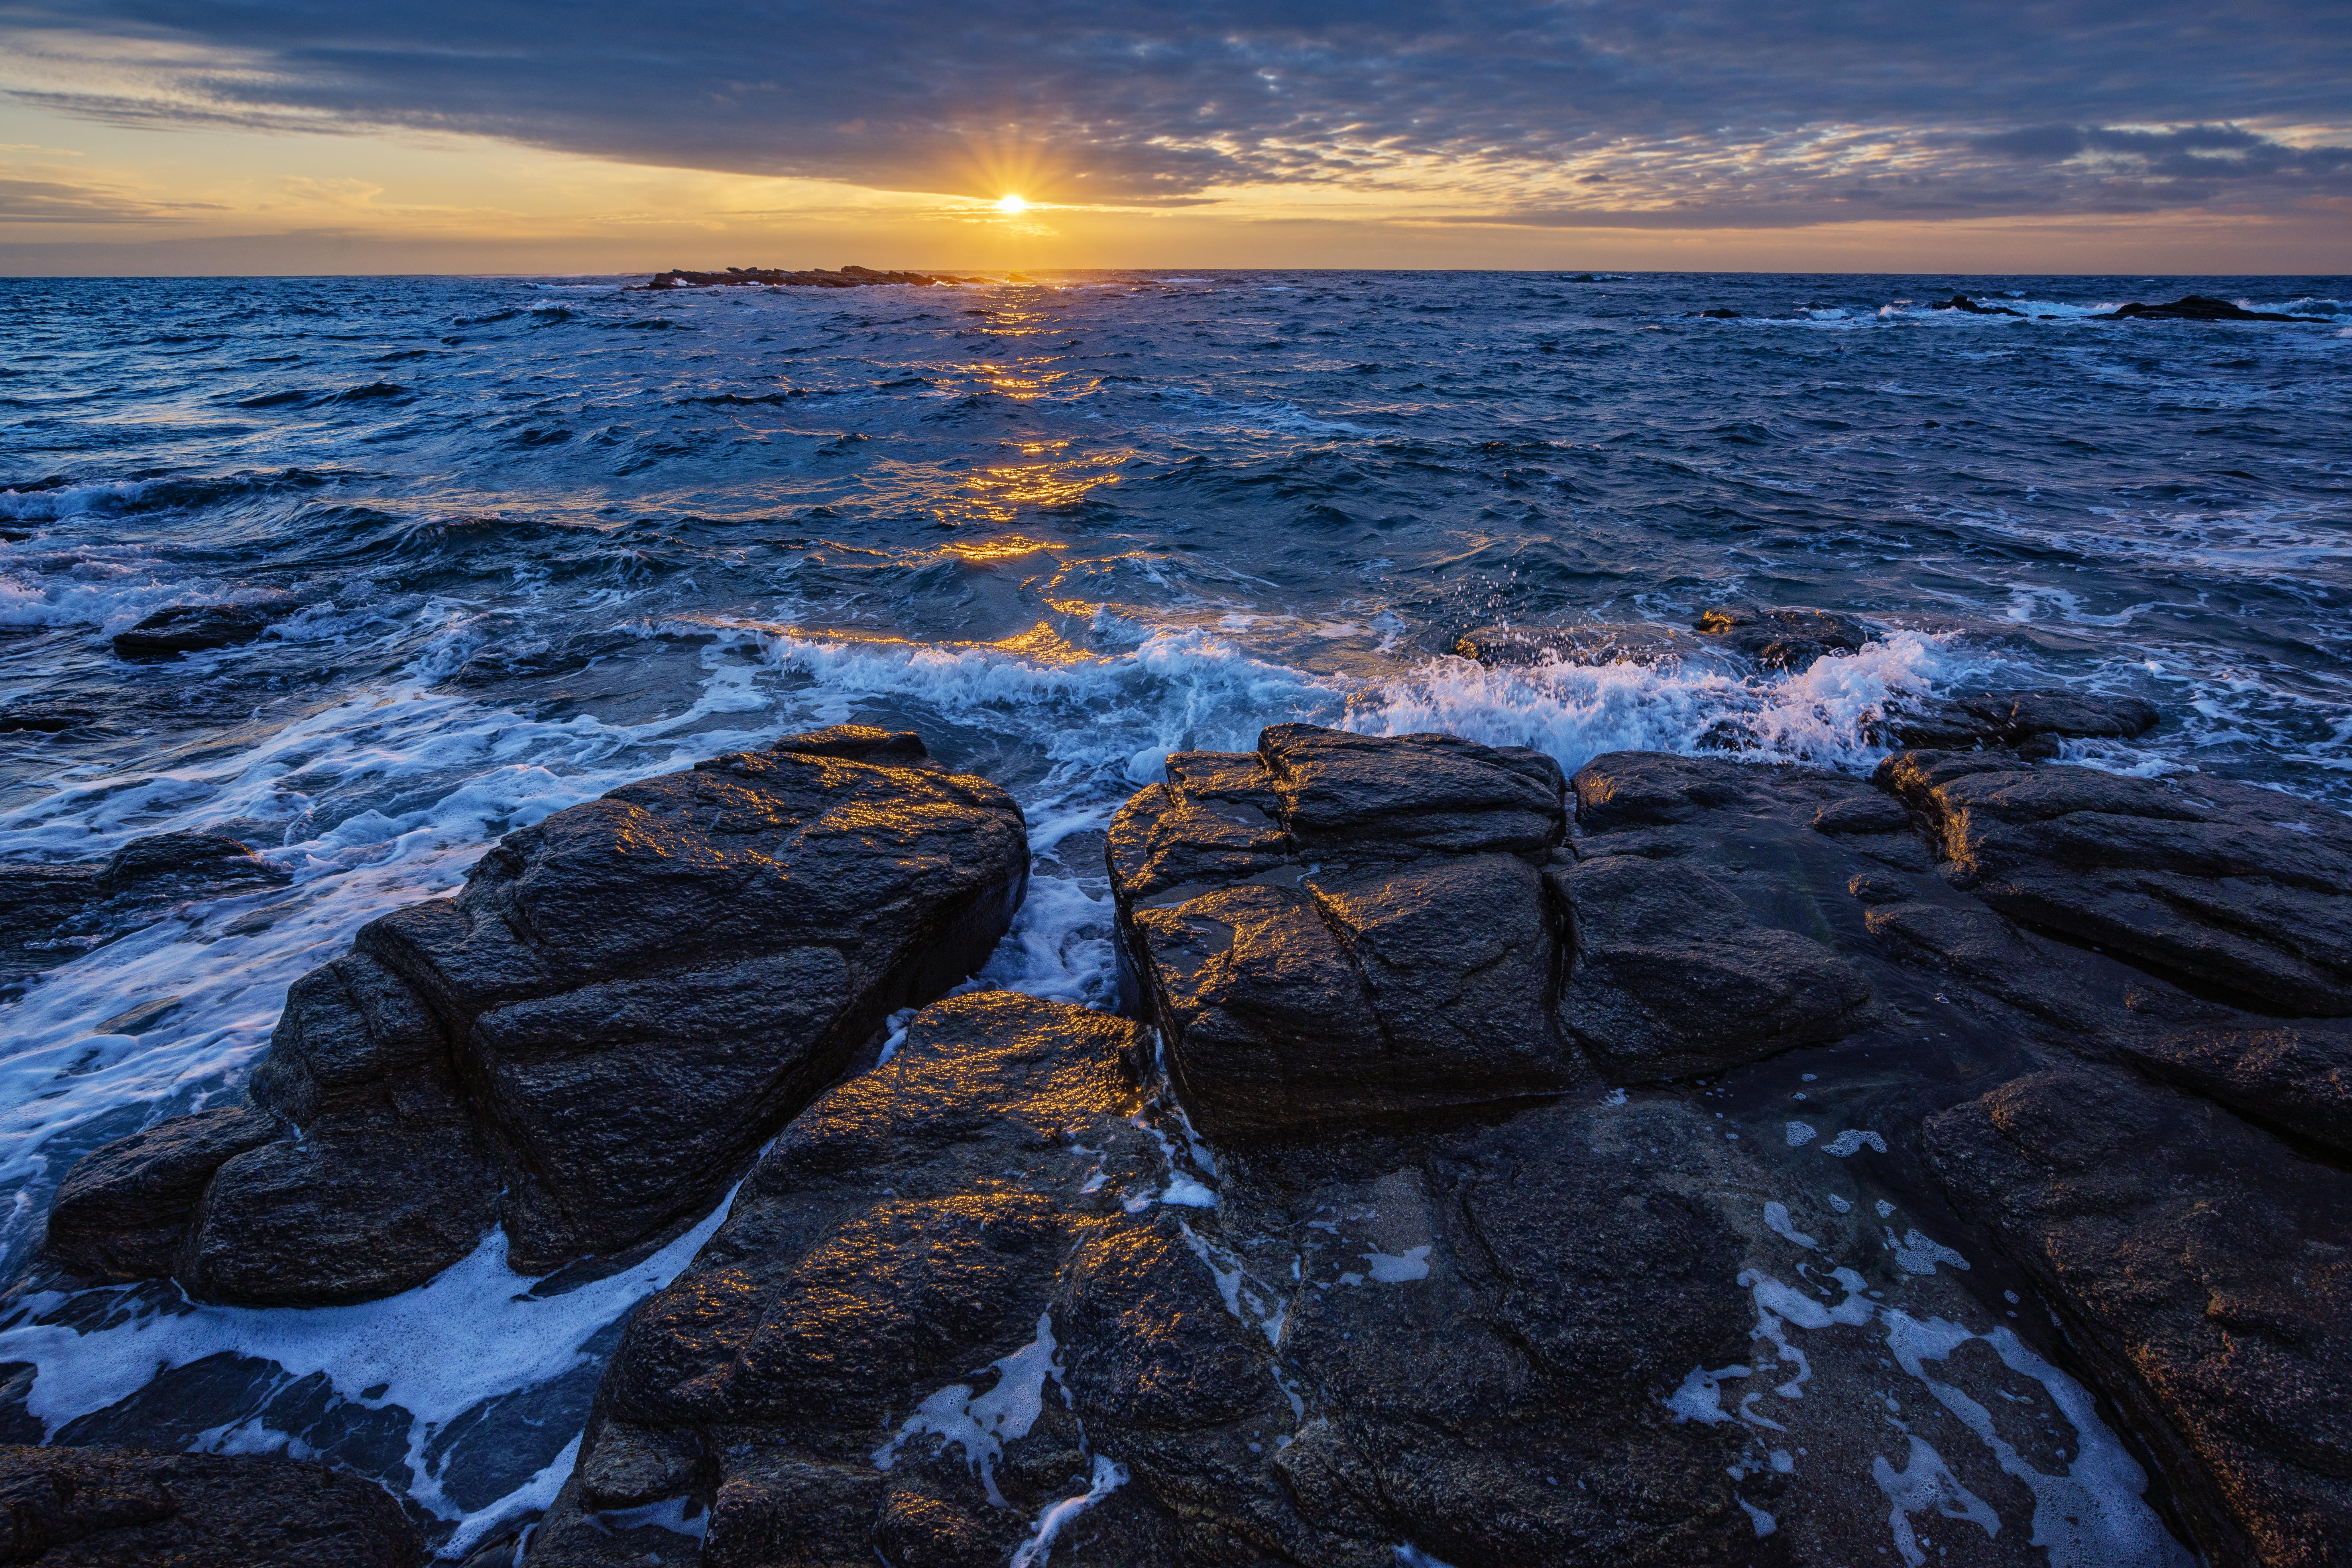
[996,194,1029,214]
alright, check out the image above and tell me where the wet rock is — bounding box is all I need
[1924,1068,2352,1568]
[1690,605,1871,671]
[1112,726,1576,1139]
[2095,295,2329,323]
[1558,752,1878,1076]
[0,833,287,989]
[1452,622,1721,669]
[110,603,283,657]
[42,1107,284,1282]
[0,1443,425,1566]
[526,991,1772,1568]
[1879,751,2352,1014]
[96,832,288,899]
[46,730,1028,1302]
[1870,687,2160,752]
[1932,294,2026,316]
[0,865,98,986]
[2120,1023,2352,1155]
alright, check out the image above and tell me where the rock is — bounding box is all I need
[1695,307,1741,318]
[1932,294,2025,317]
[643,266,987,291]
[1870,687,2160,752]
[1879,752,2352,1014]
[2120,1023,2352,1155]
[0,1444,424,1566]
[45,730,1028,1302]
[0,833,288,990]
[95,832,287,898]
[1924,1068,2352,1567]
[0,865,98,986]
[1690,605,1871,671]
[42,1107,284,1283]
[525,991,1772,1568]
[110,604,283,657]
[1112,727,1576,1139]
[2095,295,2328,323]
[1451,622,1723,669]
[1557,753,1877,1076]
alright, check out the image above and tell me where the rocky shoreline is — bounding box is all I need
[6,661,2348,1563]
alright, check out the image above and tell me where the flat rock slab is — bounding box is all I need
[1872,687,2160,753]
[1925,1068,2352,1567]
[44,727,1029,1304]
[1880,750,2352,1014]
[0,1444,424,1566]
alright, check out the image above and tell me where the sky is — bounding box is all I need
[1,0,2347,275]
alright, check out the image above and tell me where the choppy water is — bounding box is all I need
[2,270,2347,1556]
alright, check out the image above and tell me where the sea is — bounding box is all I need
[1,270,2346,1559]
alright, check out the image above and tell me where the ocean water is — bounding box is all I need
[1,269,2346,1556]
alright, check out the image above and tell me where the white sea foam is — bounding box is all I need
[0,1200,729,1542]
[873,1312,1064,1507]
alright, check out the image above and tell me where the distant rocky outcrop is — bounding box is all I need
[1932,294,2025,316]
[643,266,990,290]
[42,726,1028,1302]
[0,1444,424,1566]
[2094,295,2330,323]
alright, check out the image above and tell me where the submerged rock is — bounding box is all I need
[1451,622,1723,669]
[110,603,284,657]
[1689,604,1872,671]
[0,1444,424,1566]
[0,831,288,989]
[1932,294,2026,317]
[42,727,1028,1302]
[1869,687,2160,754]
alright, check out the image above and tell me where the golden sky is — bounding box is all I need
[4,2,2347,276]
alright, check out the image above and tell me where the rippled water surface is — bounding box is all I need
[1,269,2346,1552]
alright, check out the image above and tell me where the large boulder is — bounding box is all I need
[1111,726,1578,1138]
[1880,750,2352,1013]
[42,727,1028,1302]
[1924,1068,2352,1567]
[0,1444,424,1566]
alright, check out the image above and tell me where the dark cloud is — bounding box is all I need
[3,0,2348,219]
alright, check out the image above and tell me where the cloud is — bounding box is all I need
[1,0,2347,224]
[0,173,214,221]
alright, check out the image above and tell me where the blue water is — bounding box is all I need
[1,269,2347,1551]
